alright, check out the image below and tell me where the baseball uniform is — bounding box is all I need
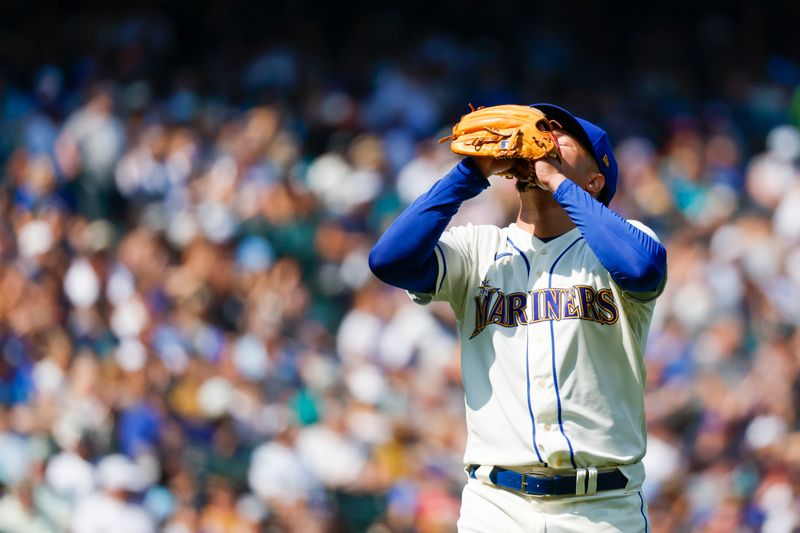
[414,214,660,531]
[370,105,666,532]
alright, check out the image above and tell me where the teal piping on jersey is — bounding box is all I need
[638,492,648,532]
[547,236,583,469]
[434,244,447,292]
[506,236,543,464]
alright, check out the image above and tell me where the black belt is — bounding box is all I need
[467,464,628,496]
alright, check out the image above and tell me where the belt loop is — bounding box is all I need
[474,465,494,485]
[586,467,598,495]
[575,468,587,496]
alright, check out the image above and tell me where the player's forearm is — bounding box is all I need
[369,158,489,292]
[553,179,666,292]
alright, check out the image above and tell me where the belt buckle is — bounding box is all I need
[520,472,556,497]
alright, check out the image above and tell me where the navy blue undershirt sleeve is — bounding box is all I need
[552,179,667,293]
[369,158,489,293]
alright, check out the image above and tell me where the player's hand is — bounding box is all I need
[533,158,568,192]
[471,156,516,178]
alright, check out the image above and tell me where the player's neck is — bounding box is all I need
[516,193,576,239]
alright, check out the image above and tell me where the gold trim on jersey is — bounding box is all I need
[470,283,619,339]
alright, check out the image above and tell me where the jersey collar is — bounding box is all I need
[508,223,580,252]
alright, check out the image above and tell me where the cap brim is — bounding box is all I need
[531,103,595,156]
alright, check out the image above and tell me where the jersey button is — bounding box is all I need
[544,423,552,431]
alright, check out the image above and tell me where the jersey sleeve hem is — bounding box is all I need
[614,272,667,302]
[406,244,446,305]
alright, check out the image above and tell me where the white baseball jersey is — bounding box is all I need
[410,221,664,487]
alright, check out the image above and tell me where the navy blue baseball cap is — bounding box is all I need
[532,103,618,205]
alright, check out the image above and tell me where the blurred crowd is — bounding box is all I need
[0,2,799,532]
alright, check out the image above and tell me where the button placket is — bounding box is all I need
[530,246,561,465]
[523,243,545,463]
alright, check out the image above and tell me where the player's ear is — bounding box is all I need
[586,172,605,196]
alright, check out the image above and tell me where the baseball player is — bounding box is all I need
[369,103,667,532]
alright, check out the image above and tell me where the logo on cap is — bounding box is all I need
[602,154,610,167]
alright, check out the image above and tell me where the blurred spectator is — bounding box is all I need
[71,455,154,533]
[57,83,125,218]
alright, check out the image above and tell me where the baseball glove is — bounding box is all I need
[439,104,563,182]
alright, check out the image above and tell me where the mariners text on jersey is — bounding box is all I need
[470,281,619,339]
